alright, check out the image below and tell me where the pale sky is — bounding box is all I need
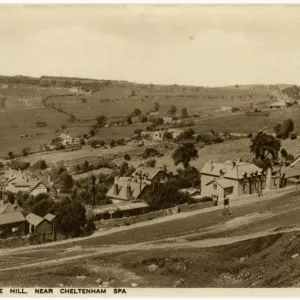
[1,5,300,86]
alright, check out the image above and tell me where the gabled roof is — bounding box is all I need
[201,160,262,180]
[0,202,22,215]
[26,213,44,227]
[0,211,25,226]
[132,167,167,180]
[106,180,147,201]
[27,175,55,194]
[206,178,234,189]
[43,213,56,222]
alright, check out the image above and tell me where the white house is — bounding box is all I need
[59,133,73,146]
[270,101,287,109]
[200,159,267,204]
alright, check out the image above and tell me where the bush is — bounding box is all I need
[142,148,161,159]
[145,159,156,168]
[124,154,131,161]
[290,132,298,140]
[31,160,47,170]
[10,160,30,170]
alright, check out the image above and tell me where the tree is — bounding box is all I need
[163,131,173,141]
[140,116,148,123]
[142,148,161,159]
[32,160,47,170]
[96,115,107,127]
[125,115,133,124]
[144,182,191,210]
[134,128,143,136]
[175,128,195,142]
[181,107,189,119]
[22,148,29,156]
[249,131,281,169]
[172,142,198,169]
[174,166,200,188]
[281,119,294,139]
[90,129,95,136]
[168,105,177,117]
[281,148,288,159]
[154,102,160,112]
[53,198,86,238]
[110,140,116,148]
[145,159,156,168]
[8,151,14,159]
[124,154,131,161]
[132,108,142,117]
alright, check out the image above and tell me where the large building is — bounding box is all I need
[106,167,169,204]
[200,159,268,204]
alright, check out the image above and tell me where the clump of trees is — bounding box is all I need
[274,119,295,139]
[142,148,161,159]
[145,159,156,168]
[175,128,195,142]
[96,115,107,127]
[249,131,281,170]
[282,85,300,100]
[172,142,198,169]
[144,181,192,210]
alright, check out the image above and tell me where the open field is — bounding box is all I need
[45,85,272,120]
[193,106,300,134]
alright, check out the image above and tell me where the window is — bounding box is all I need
[213,183,217,190]
[224,187,233,195]
[11,227,19,232]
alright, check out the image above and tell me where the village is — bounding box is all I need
[1,97,300,248]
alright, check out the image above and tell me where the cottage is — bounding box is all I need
[106,167,169,203]
[166,128,184,139]
[200,159,267,204]
[163,117,173,125]
[0,211,27,239]
[270,101,287,109]
[28,175,55,197]
[26,213,52,235]
[141,130,164,142]
[59,133,73,146]
[43,213,57,236]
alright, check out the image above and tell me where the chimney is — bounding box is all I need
[209,160,214,172]
[14,196,18,208]
[163,164,167,172]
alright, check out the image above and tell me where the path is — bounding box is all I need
[0,186,297,256]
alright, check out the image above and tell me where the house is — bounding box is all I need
[28,175,55,197]
[163,117,173,125]
[0,200,22,215]
[4,169,55,196]
[5,170,34,194]
[149,111,160,117]
[166,128,184,139]
[43,213,57,236]
[200,159,267,204]
[106,167,169,204]
[280,157,300,187]
[0,211,27,239]
[270,101,287,109]
[59,133,73,146]
[141,130,164,142]
[215,106,232,113]
[26,213,52,235]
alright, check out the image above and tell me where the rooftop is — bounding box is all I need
[26,213,44,227]
[201,159,262,179]
[0,211,25,226]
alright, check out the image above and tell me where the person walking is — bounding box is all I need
[223,196,231,215]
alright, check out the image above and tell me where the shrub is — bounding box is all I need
[10,160,30,170]
[124,154,131,161]
[145,159,156,168]
[142,148,161,159]
[290,132,298,140]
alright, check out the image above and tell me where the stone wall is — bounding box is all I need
[0,236,30,249]
[94,201,213,229]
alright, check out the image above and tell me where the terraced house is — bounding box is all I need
[200,159,268,204]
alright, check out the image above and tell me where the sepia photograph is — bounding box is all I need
[1,3,300,292]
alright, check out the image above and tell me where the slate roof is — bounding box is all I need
[26,213,44,227]
[43,213,56,222]
[206,178,234,189]
[0,202,22,215]
[0,211,25,226]
[106,180,147,201]
[132,167,167,180]
[201,160,262,180]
